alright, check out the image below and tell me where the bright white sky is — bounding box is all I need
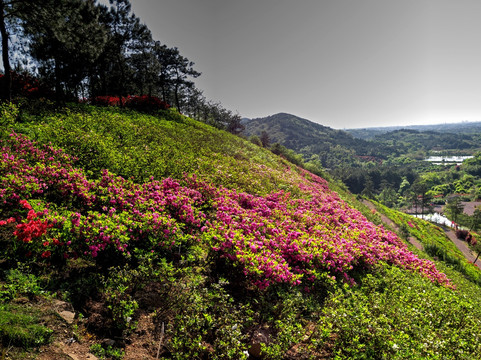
[101,1,481,128]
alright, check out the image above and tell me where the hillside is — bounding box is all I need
[347,121,481,140]
[243,113,359,152]
[1,103,481,359]
[242,112,481,199]
[243,114,481,166]
[243,113,384,168]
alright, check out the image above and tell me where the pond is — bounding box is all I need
[414,212,454,227]
[423,156,473,165]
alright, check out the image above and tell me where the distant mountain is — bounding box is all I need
[347,121,481,140]
[242,113,386,167]
[242,113,481,169]
[370,129,479,152]
[243,112,354,149]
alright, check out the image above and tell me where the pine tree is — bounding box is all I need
[153,43,200,112]
[21,0,107,101]
[0,0,32,100]
[445,196,464,225]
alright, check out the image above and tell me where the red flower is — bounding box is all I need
[19,199,32,210]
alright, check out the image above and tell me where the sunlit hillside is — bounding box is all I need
[1,103,481,359]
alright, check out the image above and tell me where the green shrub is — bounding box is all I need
[0,267,46,301]
[0,304,52,348]
[90,342,125,360]
[168,279,250,359]
[0,102,18,137]
[320,265,481,359]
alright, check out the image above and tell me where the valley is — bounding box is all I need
[243,112,481,232]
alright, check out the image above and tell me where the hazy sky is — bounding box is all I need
[109,1,481,128]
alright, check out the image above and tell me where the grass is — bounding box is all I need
[374,201,481,285]
[0,304,52,348]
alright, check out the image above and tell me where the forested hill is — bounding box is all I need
[242,112,392,168]
[371,129,481,152]
[243,112,357,150]
[347,121,481,140]
[243,113,481,170]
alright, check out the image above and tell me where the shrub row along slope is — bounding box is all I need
[0,132,450,287]
[1,103,481,359]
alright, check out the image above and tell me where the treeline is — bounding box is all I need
[372,129,478,153]
[332,165,418,197]
[0,0,243,133]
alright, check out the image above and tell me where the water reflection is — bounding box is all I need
[423,156,473,165]
[414,213,453,227]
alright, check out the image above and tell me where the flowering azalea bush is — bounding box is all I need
[0,132,452,289]
[92,96,123,107]
[125,95,170,111]
[0,71,54,99]
[6,106,481,359]
[201,173,452,288]
[91,95,170,111]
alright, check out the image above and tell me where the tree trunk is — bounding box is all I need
[421,194,424,220]
[161,83,166,103]
[116,52,125,107]
[0,0,11,101]
[174,82,180,111]
[54,56,63,104]
[474,251,480,265]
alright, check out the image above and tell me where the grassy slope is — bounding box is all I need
[1,104,481,359]
[374,201,481,285]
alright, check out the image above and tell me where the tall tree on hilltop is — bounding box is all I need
[92,0,155,102]
[170,48,200,112]
[153,42,176,103]
[182,87,244,133]
[21,0,107,101]
[183,86,206,120]
[260,130,270,148]
[153,42,200,112]
[0,0,12,100]
[128,34,159,96]
[0,0,33,100]
[226,113,244,135]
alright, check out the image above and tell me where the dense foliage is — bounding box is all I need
[1,110,450,288]
[243,112,481,211]
[2,103,481,359]
[0,0,242,133]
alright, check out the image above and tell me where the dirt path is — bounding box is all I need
[363,200,481,264]
[362,200,424,251]
[442,227,477,263]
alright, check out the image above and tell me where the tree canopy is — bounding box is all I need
[0,0,241,132]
